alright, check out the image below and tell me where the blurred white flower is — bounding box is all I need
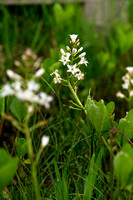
[69,34,78,42]
[7,70,21,80]
[79,52,86,58]
[12,81,22,91]
[72,48,77,54]
[41,135,50,147]
[78,47,83,52]
[130,90,133,96]
[79,57,88,66]
[126,67,133,73]
[27,80,40,91]
[38,92,53,108]
[0,84,14,97]
[35,68,45,77]
[67,64,80,75]
[75,71,84,80]
[116,91,125,98]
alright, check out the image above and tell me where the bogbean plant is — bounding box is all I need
[0,66,53,199]
[1,34,133,199]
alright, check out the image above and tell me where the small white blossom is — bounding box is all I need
[126,67,133,73]
[38,92,53,108]
[72,48,77,54]
[66,46,70,51]
[12,81,22,91]
[116,91,125,98]
[59,49,71,66]
[122,82,129,89]
[14,60,21,66]
[27,80,40,91]
[78,47,83,52]
[7,70,21,80]
[79,57,88,66]
[130,90,133,96]
[69,34,78,42]
[67,64,80,75]
[16,89,35,101]
[53,76,61,84]
[75,71,84,80]
[50,70,60,77]
[79,52,86,58]
[0,84,14,97]
[131,79,133,85]
[41,135,50,147]
[28,105,34,113]
[35,68,45,77]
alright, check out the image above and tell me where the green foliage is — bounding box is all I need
[0,97,5,121]
[118,110,133,145]
[84,145,104,200]
[0,149,19,191]
[10,97,26,121]
[15,137,27,158]
[54,162,69,200]
[114,143,133,188]
[86,99,115,133]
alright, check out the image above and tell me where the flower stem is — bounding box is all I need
[24,121,41,200]
[67,79,85,113]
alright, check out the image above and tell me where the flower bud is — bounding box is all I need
[66,46,70,51]
[41,136,50,147]
[72,48,77,54]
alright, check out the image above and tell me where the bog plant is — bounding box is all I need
[1,34,133,199]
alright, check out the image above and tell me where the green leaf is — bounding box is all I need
[0,149,19,191]
[118,118,133,144]
[125,109,133,123]
[0,97,5,121]
[15,137,27,158]
[106,101,115,115]
[114,151,133,188]
[84,146,104,200]
[87,100,106,133]
[10,97,26,121]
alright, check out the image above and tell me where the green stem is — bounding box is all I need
[67,79,86,114]
[24,121,41,200]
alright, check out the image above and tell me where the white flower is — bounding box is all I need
[72,48,77,54]
[67,64,80,75]
[126,67,133,73]
[69,34,78,42]
[79,57,88,66]
[28,105,34,113]
[116,91,125,98]
[27,80,40,91]
[122,82,129,89]
[7,70,21,80]
[53,76,61,84]
[0,84,14,97]
[59,49,71,66]
[75,71,84,80]
[130,90,133,97]
[50,70,62,84]
[50,69,60,77]
[79,52,86,58]
[16,89,35,101]
[122,73,130,82]
[131,79,133,85]
[14,60,21,66]
[38,92,53,108]
[12,81,22,91]
[35,68,45,77]
[78,47,83,52]
[41,135,50,147]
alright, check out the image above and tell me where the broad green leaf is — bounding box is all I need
[88,100,106,133]
[118,118,133,144]
[15,137,27,158]
[84,146,104,200]
[0,149,19,191]
[125,109,133,123]
[10,97,26,121]
[114,151,133,188]
[106,101,115,115]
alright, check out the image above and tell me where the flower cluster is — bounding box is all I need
[116,67,133,99]
[0,69,53,109]
[14,48,43,69]
[50,34,88,84]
